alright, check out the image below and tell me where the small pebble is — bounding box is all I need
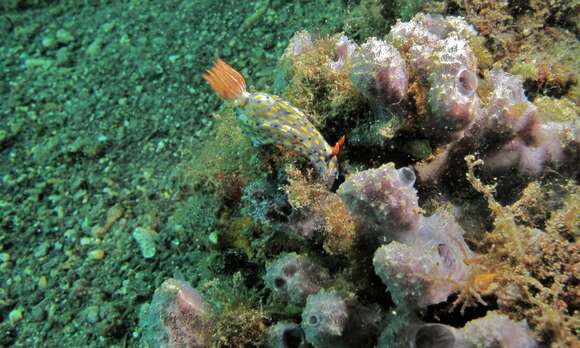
[41,36,56,49]
[132,227,157,259]
[38,276,48,289]
[56,29,74,44]
[88,249,105,260]
[34,241,50,258]
[56,47,72,66]
[84,305,99,324]
[0,252,9,262]
[31,305,46,322]
[91,225,106,238]
[80,237,94,246]
[9,307,24,324]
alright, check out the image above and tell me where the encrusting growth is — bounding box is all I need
[204,58,345,188]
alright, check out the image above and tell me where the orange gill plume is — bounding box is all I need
[202,58,246,101]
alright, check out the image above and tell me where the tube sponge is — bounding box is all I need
[379,321,461,348]
[388,14,476,80]
[267,321,308,348]
[350,37,408,106]
[337,163,420,245]
[428,35,480,132]
[264,253,330,306]
[286,31,315,56]
[373,212,473,307]
[141,278,210,348]
[328,35,356,72]
[301,291,349,348]
[484,69,539,137]
[481,69,567,176]
[483,136,563,176]
[301,291,381,348]
[379,311,537,348]
[461,311,537,348]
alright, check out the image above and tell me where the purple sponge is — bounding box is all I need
[142,278,210,348]
[265,253,330,306]
[337,163,420,244]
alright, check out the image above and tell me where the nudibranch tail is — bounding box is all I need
[203,58,246,101]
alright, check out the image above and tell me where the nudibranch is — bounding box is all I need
[203,59,345,188]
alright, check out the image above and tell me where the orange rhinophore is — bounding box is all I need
[202,59,247,101]
[332,135,346,157]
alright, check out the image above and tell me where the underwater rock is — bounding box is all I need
[337,163,420,245]
[196,12,576,348]
[141,278,210,348]
[132,226,158,259]
[301,290,380,348]
[264,253,330,306]
[267,321,308,348]
[350,37,408,107]
[373,212,473,307]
